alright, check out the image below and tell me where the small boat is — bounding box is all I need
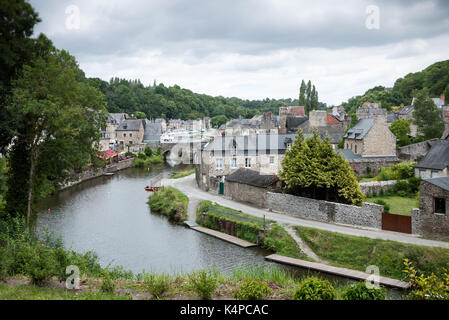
[145,186,159,192]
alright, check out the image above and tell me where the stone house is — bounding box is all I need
[415,139,449,179]
[356,102,384,119]
[394,106,418,137]
[99,113,128,151]
[413,176,449,238]
[116,119,145,152]
[224,168,280,207]
[223,112,278,136]
[196,134,295,193]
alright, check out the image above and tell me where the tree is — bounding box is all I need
[299,80,306,106]
[305,80,312,116]
[0,0,41,152]
[390,119,411,147]
[134,111,147,119]
[412,88,445,140]
[311,85,318,111]
[6,48,107,228]
[278,129,364,206]
[210,115,228,128]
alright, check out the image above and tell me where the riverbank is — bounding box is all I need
[59,157,135,191]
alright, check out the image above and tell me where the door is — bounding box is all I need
[219,182,224,195]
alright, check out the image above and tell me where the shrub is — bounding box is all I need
[148,187,188,223]
[22,245,57,285]
[376,162,416,181]
[100,270,116,294]
[137,152,147,159]
[407,177,421,194]
[342,282,386,300]
[188,270,218,300]
[394,180,409,193]
[374,199,390,213]
[0,247,12,281]
[132,158,145,168]
[144,146,153,157]
[234,279,273,300]
[292,277,336,300]
[144,273,170,299]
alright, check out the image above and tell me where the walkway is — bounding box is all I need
[163,175,449,249]
[190,226,257,248]
[265,254,410,290]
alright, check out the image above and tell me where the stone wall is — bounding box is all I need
[398,139,435,161]
[412,180,449,239]
[265,192,383,229]
[60,158,134,191]
[363,116,397,156]
[224,181,267,208]
[349,157,399,176]
[359,180,397,196]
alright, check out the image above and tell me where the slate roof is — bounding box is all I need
[225,168,279,188]
[286,116,308,132]
[108,113,127,124]
[423,176,449,192]
[395,106,414,115]
[304,130,345,144]
[339,149,362,160]
[116,119,143,131]
[204,134,296,155]
[344,118,374,140]
[143,120,162,142]
[387,112,399,123]
[415,140,449,170]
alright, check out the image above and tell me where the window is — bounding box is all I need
[129,141,133,145]
[245,158,251,168]
[130,133,133,137]
[231,158,237,168]
[270,156,275,164]
[216,159,223,170]
[124,133,127,137]
[355,144,357,154]
[434,198,446,214]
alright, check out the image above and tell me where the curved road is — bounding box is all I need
[163,174,449,249]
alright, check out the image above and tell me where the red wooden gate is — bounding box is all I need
[382,212,411,234]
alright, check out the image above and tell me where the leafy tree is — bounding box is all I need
[210,115,228,128]
[278,129,364,205]
[299,80,306,106]
[133,111,147,119]
[390,119,411,147]
[0,0,41,152]
[6,48,107,228]
[412,88,445,140]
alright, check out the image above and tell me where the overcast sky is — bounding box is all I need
[29,0,449,106]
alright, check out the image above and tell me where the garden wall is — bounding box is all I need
[359,180,397,196]
[265,192,383,229]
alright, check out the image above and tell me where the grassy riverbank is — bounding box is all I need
[147,187,188,223]
[295,226,449,280]
[196,201,307,260]
[170,169,195,179]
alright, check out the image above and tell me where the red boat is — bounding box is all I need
[145,186,159,192]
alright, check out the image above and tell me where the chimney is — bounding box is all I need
[441,93,446,104]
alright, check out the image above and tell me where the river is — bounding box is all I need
[34,164,403,298]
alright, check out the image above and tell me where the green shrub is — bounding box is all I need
[22,245,57,285]
[144,146,153,157]
[394,180,409,192]
[0,247,12,281]
[292,277,336,300]
[144,273,170,299]
[148,187,188,223]
[342,282,386,300]
[376,162,416,181]
[132,158,145,168]
[188,270,218,300]
[100,270,116,294]
[137,152,147,159]
[407,177,421,194]
[234,279,273,300]
[374,199,390,213]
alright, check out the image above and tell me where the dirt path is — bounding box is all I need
[283,225,327,263]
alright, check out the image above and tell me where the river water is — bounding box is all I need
[34,164,403,298]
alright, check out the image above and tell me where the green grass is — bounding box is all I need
[132,154,164,168]
[170,169,195,179]
[0,283,131,300]
[147,187,188,223]
[359,177,377,183]
[296,226,449,280]
[366,195,419,216]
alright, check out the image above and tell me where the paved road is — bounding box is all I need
[163,175,449,249]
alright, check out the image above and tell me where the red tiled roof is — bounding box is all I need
[327,114,341,125]
[97,149,119,160]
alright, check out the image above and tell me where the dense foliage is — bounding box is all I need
[342,282,386,300]
[292,277,336,300]
[390,119,411,147]
[412,88,445,140]
[234,279,273,300]
[279,129,364,205]
[147,187,188,223]
[88,77,303,121]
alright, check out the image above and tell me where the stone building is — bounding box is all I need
[393,106,418,137]
[413,176,449,238]
[414,139,449,179]
[116,119,145,152]
[196,134,294,193]
[99,113,128,151]
[341,115,398,175]
[224,168,280,207]
[223,112,278,136]
[356,102,385,119]
[442,105,449,140]
[279,106,305,134]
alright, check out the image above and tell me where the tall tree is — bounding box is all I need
[0,0,41,152]
[390,119,411,147]
[279,129,364,206]
[412,88,445,140]
[299,80,306,106]
[6,48,107,228]
[311,85,318,111]
[305,80,312,115]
